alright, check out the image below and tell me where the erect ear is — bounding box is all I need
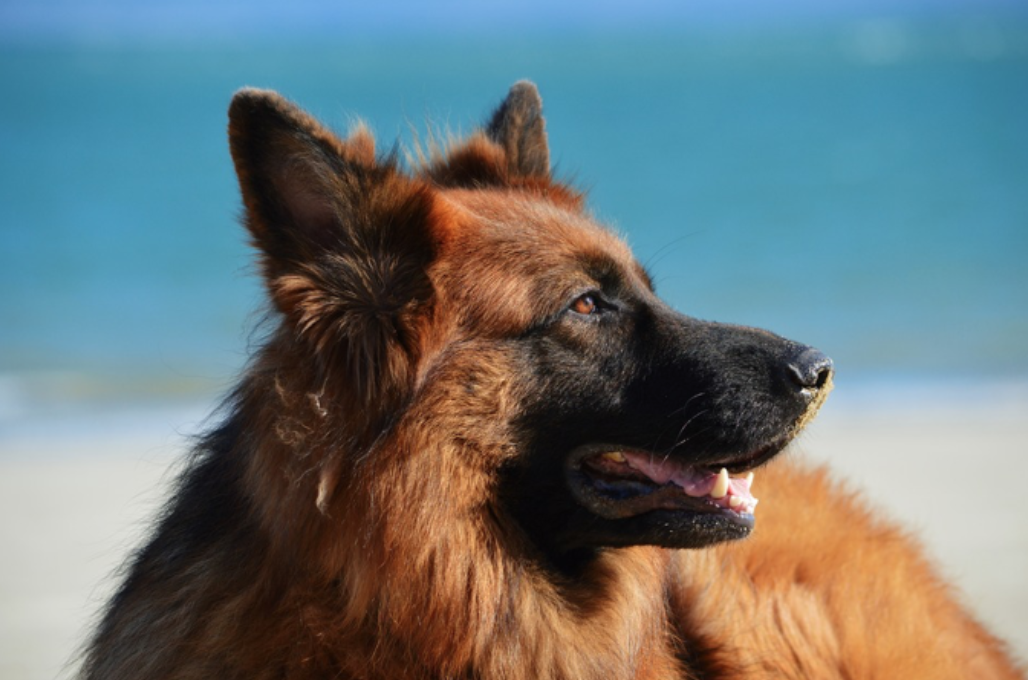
[228,87,381,267]
[228,89,439,409]
[485,80,550,179]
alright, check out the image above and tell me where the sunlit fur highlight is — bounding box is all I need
[79,84,1025,680]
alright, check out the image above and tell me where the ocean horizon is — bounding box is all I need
[2,19,1027,425]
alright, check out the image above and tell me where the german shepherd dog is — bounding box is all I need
[80,82,1024,679]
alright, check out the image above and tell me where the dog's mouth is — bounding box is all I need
[566,440,787,529]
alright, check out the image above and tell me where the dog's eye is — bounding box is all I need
[570,293,600,316]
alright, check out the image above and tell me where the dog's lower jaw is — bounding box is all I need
[555,386,833,554]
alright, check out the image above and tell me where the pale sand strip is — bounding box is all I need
[1,391,1025,679]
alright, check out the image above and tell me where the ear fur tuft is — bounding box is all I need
[228,89,439,414]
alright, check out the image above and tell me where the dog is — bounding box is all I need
[80,82,1024,679]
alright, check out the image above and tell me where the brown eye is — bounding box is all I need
[571,294,598,315]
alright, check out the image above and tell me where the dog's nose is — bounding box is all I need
[787,346,833,391]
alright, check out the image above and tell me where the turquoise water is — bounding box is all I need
[1,22,1027,411]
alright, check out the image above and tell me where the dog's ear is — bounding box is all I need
[228,89,438,408]
[424,81,562,191]
[486,80,550,179]
[229,88,382,267]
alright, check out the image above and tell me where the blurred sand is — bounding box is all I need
[1,386,1026,679]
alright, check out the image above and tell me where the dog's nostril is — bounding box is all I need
[787,347,834,390]
[815,362,833,389]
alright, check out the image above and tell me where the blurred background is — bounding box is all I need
[1,1,1026,678]
[3,0,1027,413]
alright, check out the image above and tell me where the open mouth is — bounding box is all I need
[566,442,785,527]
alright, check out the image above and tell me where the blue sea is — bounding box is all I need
[1,18,1027,421]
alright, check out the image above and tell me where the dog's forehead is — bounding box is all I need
[438,189,644,282]
[425,188,654,334]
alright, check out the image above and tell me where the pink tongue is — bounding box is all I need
[621,451,757,506]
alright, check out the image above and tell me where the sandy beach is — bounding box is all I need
[1,383,1026,679]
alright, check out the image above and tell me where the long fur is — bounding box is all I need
[80,82,1024,680]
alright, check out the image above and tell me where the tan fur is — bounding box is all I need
[671,461,1023,678]
[80,85,1025,680]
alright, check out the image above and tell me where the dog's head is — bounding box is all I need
[228,82,832,571]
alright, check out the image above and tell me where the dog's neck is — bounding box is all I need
[232,356,690,679]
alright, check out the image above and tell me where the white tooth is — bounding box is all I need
[602,451,626,463]
[729,496,743,509]
[711,468,729,499]
[745,472,754,489]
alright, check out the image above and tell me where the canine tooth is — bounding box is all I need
[729,496,744,509]
[745,472,754,489]
[602,451,626,463]
[711,468,730,499]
